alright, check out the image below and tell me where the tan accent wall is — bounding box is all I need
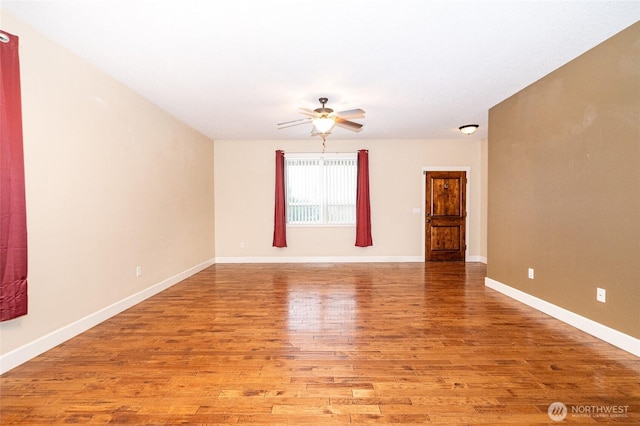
[480,137,488,260]
[487,22,639,338]
[0,11,215,354]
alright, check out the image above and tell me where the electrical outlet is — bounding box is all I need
[597,288,606,303]
[528,268,534,279]
[136,266,142,277]
[240,241,245,249]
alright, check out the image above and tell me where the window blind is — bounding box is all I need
[285,154,357,225]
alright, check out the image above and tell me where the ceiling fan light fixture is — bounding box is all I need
[312,116,336,134]
[459,124,479,135]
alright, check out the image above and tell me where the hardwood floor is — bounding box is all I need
[1,262,638,424]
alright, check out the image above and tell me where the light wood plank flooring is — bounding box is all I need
[1,262,638,424]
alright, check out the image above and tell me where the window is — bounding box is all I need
[285,153,357,225]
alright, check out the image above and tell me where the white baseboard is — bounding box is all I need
[0,259,215,374]
[485,277,640,357]
[215,256,424,263]
[217,256,487,264]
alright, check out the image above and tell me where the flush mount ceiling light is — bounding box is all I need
[459,124,479,135]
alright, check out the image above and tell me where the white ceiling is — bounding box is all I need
[2,1,639,141]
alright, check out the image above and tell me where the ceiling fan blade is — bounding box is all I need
[278,117,311,126]
[299,107,317,117]
[335,117,364,131]
[278,117,312,129]
[336,108,366,119]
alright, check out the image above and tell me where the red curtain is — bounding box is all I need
[272,150,287,247]
[0,31,28,321]
[355,149,373,247]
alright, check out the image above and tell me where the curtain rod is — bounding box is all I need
[283,151,355,154]
[283,151,359,158]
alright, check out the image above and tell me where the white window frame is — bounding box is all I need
[285,152,357,227]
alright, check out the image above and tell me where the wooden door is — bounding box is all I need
[425,171,466,261]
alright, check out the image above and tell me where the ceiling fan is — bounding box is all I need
[277,97,365,140]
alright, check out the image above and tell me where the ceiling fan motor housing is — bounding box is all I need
[314,97,333,115]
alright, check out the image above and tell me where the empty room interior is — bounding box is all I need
[1,1,639,424]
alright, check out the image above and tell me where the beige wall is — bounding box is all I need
[0,9,486,365]
[487,22,639,338]
[0,11,215,355]
[214,138,484,261]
